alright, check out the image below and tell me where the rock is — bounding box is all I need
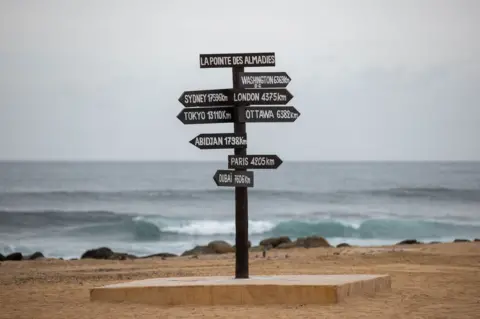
[142,252,177,259]
[80,247,136,260]
[81,247,114,259]
[337,243,351,248]
[27,252,44,260]
[0,253,5,261]
[110,253,137,260]
[474,238,480,242]
[181,245,216,257]
[429,241,441,244]
[296,236,331,248]
[276,242,297,249]
[453,239,470,243]
[6,252,23,261]
[259,236,291,248]
[207,240,235,254]
[396,239,421,245]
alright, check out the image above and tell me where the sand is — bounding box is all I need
[1,242,479,319]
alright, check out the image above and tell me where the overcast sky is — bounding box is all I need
[0,0,479,161]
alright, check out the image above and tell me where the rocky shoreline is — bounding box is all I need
[1,235,478,262]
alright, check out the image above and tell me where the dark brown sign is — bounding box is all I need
[199,52,275,68]
[228,155,283,169]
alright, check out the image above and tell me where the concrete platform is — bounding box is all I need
[90,274,391,306]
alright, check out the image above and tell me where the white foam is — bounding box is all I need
[163,220,275,236]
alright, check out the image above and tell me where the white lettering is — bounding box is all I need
[207,56,232,66]
[276,109,299,119]
[206,110,232,121]
[184,93,207,105]
[219,173,233,183]
[234,174,251,184]
[184,110,206,121]
[240,75,290,87]
[230,156,248,167]
[195,136,223,146]
[207,93,228,103]
[234,92,260,102]
[244,109,275,119]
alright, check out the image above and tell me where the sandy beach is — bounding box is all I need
[0,241,479,319]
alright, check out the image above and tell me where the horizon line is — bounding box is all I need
[0,159,479,163]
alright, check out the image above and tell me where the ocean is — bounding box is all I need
[0,161,479,259]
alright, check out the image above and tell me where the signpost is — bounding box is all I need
[213,170,254,188]
[237,72,291,89]
[233,88,293,105]
[177,52,300,279]
[178,88,293,107]
[228,155,283,169]
[200,52,275,68]
[176,106,234,125]
[176,106,301,125]
[178,89,232,107]
[189,133,247,149]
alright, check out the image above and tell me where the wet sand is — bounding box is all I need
[1,242,479,318]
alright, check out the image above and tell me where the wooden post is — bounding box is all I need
[232,66,249,279]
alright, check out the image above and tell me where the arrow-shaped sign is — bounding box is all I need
[177,106,300,125]
[178,88,293,108]
[189,133,247,149]
[176,106,234,125]
[228,155,283,169]
[233,88,293,105]
[178,89,232,108]
[237,72,291,89]
[240,106,301,123]
[213,170,254,188]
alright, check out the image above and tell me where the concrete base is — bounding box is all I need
[90,274,391,306]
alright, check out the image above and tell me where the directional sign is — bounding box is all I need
[178,89,232,107]
[200,52,275,68]
[237,72,291,89]
[177,106,234,125]
[242,106,301,123]
[233,89,293,105]
[228,155,283,169]
[190,133,247,149]
[213,170,254,188]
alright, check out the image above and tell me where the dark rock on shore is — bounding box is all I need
[81,247,137,260]
[208,240,235,254]
[6,252,23,261]
[181,240,236,256]
[296,236,331,248]
[142,252,177,259]
[474,238,480,242]
[259,236,291,248]
[337,243,351,248]
[0,253,5,261]
[27,252,44,260]
[181,245,216,256]
[268,236,331,249]
[396,239,421,245]
[453,239,470,243]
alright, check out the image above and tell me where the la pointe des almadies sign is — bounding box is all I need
[177,52,300,279]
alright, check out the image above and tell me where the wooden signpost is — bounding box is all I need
[177,52,300,279]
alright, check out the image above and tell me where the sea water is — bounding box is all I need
[0,161,479,259]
